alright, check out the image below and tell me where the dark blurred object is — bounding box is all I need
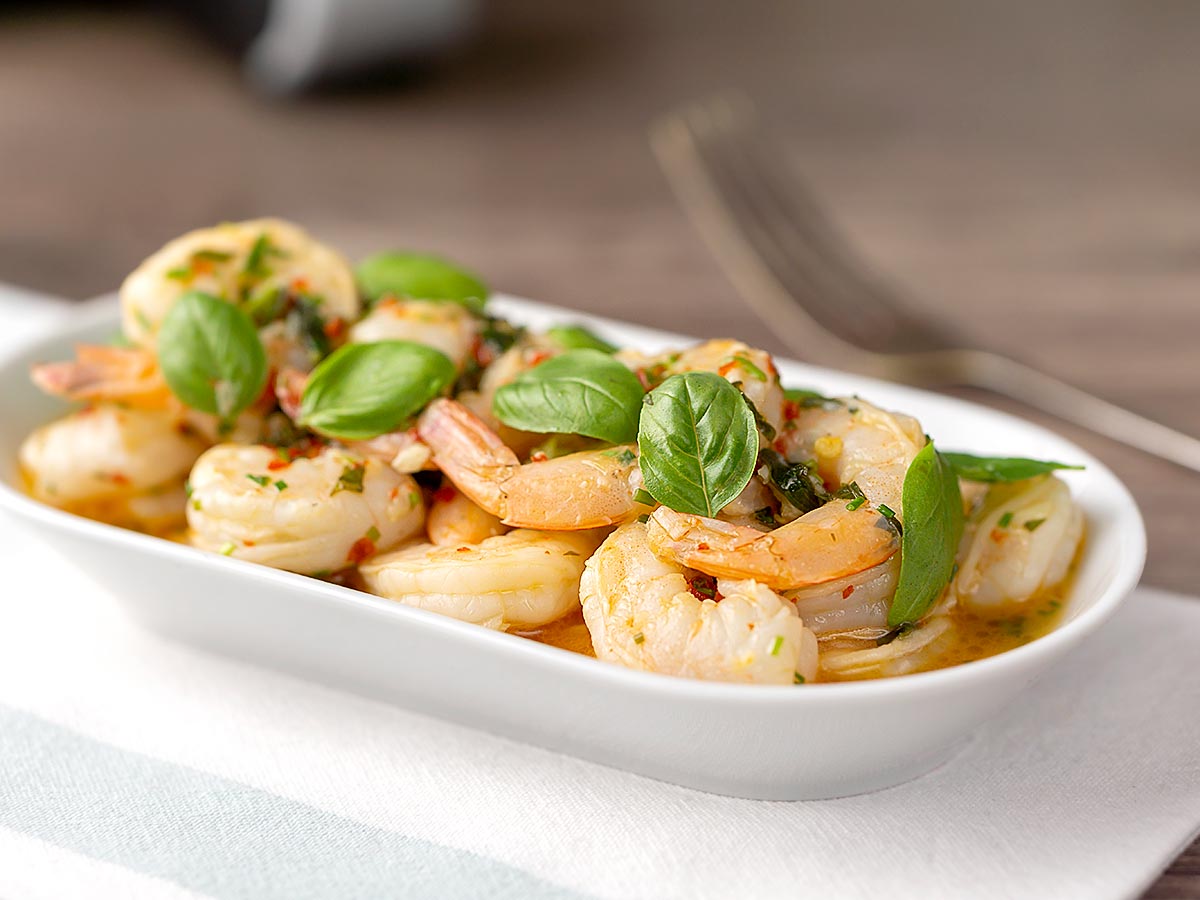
[168,0,478,93]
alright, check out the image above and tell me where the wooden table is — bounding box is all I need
[0,2,1196,893]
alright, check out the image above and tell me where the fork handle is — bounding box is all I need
[938,350,1200,473]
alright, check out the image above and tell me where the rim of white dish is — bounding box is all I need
[0,296,1147,704]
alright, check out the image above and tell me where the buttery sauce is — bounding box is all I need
[36,469,1076,684]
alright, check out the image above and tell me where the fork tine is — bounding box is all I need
[653,95,953,355]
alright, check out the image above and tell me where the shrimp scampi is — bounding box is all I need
[17,217,1089,688]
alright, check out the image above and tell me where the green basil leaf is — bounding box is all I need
[298,341,456,440]
[492,349,644,444]
[545,325,618,354]
[355,252,488,313]
[758,448,828,514]
[157,291,267,422]
[888,443,965,627]
[942,452,1084,483]
[637,371,759,517]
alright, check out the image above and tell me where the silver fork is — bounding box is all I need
[651,93,1200,473]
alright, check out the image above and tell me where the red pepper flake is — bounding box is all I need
[346,537,376,566]
[717,360,737,378]
[990,528,1008,543]
[192,257,215,276]
[291,277,311,293]
[772,438,788,454]
[527,349,553,367]
[697,542,710,551]
[267,458,290,471]
[529,451,549,463]
[842,584,855,599]
[783,400,800,421]
[433,485,457,503]
[244,540,256,547]
[79,404,96,416]
[110,472,131,486]
[323,317,347,340]
[687,574,723,602]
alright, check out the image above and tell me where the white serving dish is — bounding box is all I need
[0,295,1145,800]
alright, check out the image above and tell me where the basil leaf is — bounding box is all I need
[157,291,267,422]
[545,325,617,354]
[637,372,759,517]
[758,448,828,514]
[888,443,965,627]
[298,341,456,440]
[355,252,488,313]
[942,452,1084,483]
[492,349,644,444]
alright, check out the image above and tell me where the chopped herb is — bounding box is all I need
[191,499,202,511]
[845,496,867,512]
[165,267,192,281]
[943,452,1084,483]
[365,525,381,542]
[184,481,193,498]
[133,307,153,332]
[793,673,806,684]
[758,448,828,515]
[731,354,768,382]
[193,249,233,263]
[877,502,903,536]
[332,462,366,495]
[998,511,1014,528]
[877,503,895,518]
[783,387,841,409]
[285,295,331,359]
[633,488,656,506]
[1024,518,1046,532]
[246,474,270,487]
[219,542,236,556]
[636,514,650,524]
[633,632,645,645]
[273,480,288,492]
[243,233,273,278]
[753,506,777,526]
[408,490,420,508]
[609,447,636,465]
[770,635,784,656]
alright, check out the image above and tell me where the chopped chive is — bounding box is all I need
[636,514,649,524]
[219,542,236,556]
[1024,518,1046,532]
[332,463,366,495]
[770,635,784,656]
[365,525,381,542]
[273,479,288,492]
[246,474,270,487]
[633,488,656,506]
[184,482,193,498]
[193,249,233,263]
[845,496,867,512]
[731,354,768,382]
[877,503,895,518]
[998,511,1014,528]
[633,632,645,645]
[793,673,806,684]
[165,267,192,281]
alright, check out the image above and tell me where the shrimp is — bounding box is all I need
[120,218,360,347]
[349,298,479,370]
[784,556,899,636]
[186,444,424,575]
[647,504,898,591]
[950,476,1083,613]
[618,339,784,435]
[579,522,818,684]
[425,485,507,546]
[817,616,954,681]
[30,344,173,410]
[647,397,923,588]
[19,405,205,529]
[360,528,604,631]
[417,398,650,530]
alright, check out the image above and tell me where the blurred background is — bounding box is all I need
[1,4,1197,578]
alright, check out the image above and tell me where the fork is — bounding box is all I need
[650,94,1200,474]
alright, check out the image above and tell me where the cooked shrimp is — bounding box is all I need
[120,218,360,347]
[417,398,650,529]
[19,405,204,531]
[951,476,1083,613]
[647,504,898,591]
[187,444,424,575]
[580,522,818,684]
[618,339,784,434]
[818,616,954,681]
[781,398,926,516]
[784,556,899,636]
[31,344,172,410]
[426,485,507,546]
[361,528,603,630]
[349,298,478,370]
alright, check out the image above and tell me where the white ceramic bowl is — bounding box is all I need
[0,296,1145,800]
